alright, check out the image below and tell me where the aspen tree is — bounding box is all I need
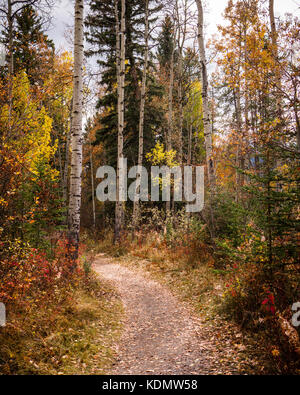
[132,0,149,233]
[195,0,215,237]
[90,137,96,229]
[175,0,189,165]
[68,0,84,263]
[195,0,215,189]
[114,0,126,242]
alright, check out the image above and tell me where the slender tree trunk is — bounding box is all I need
[63,100,72,208]
[7,0,13,128]
[7,0,13,77]
[244,27,250,186]
[175,0,188,165]
[89,138,96,229]
[269,0,277,51]
[269,0,283,119]
[178,53,184,164]
[196,0,215,189]
[195,0,215,238]
[68,0,84,265]
[63,128,70,223]
[58,141,63,189]
[269,0,285,188]
[295,103,300,154]
[167,49,175,153]
[114,0,126,242]
[187,124,192,166]
[233,87,243,203]
[166,46,175,215]
[132,0,149,234]
[187,123,192,227]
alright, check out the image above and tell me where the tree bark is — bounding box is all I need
[7,0,13,127]
[175,0,188,165]
[63,99,72,209]
[269,0,283,117]
[167,49,175,153]
[195,0,215,238]
[68,0,84,265]
[187,124,192,166]
[89,138,96,229]
[114,0,126,242]
[233,87,243,203]
[295,102,300,154]
[195,0,215,189]
[5,0,14,76]
[269,0,277,50]
[132,0,149,233]
[166,39,176,215]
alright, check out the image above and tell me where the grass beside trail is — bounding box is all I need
[0,273,123,375]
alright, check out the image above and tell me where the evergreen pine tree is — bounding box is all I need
[13,5,54,84]
[157,15,174,71]
[85,0,164,167]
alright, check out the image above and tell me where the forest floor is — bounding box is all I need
[0,271,123,375]
[94,254,273,375]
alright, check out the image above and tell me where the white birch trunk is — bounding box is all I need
[269,0,277,53]
[187,124,192,166]
[132,0,149,231]
[7,0,13,77]
[269,0,282,112]
[269,0,286,172]
[166,50,174,214]
[7,0,13,128]
[68,0,84,262]
[175,0,188,165]
[195,0,215,189]
[115,0,126,242]
[234,87,242,203]
[195,0,215,239]
[89,138,96,229]
[63,100,72,208]
[178,54,184,164]
[167,49,175,153]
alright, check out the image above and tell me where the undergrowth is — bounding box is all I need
[0,237,123,375]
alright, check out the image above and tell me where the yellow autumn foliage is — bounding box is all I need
[146,142,178,167]
[0,71,58,180]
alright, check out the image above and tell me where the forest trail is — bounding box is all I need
[93,256,238,375]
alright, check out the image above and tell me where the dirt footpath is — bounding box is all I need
[94,257,240,375]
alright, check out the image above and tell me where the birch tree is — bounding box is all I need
[63,99,72,210]
[268,0,282,119]
[114,0,126,242]
[269,0,278,57]
[89,136,96,229]
[195,0,215,238]
[195,0,215,189]
[166,11,178,215]
[268,0,287,177]
[68,0,84,263]
[132,0,149,232]
[167,44,175,154]
[174,0,191,164]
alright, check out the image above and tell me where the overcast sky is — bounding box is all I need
[48,0,300,51]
